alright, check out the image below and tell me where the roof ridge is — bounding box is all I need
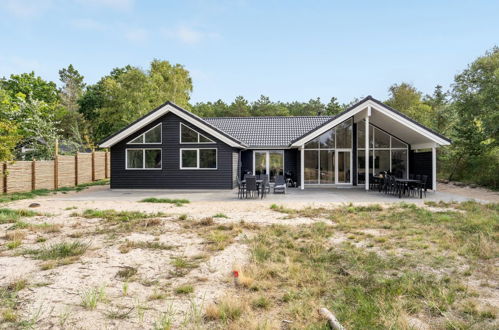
[204,116,335,119]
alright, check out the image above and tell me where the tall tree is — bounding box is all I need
[385,82,434,128]
[251,95,289,116]
[58,64,88,148]
[227,96,251,117]
[82,60,193,141]
[325,97,344,116]
[1,72,59,104]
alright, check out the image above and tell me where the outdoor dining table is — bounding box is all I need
[395,178,422,198]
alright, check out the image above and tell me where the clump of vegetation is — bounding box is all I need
[0,278,28,324]
[139,197,190,206]
[24,241,89,261]
[0,208,38,224]
[204,297,246,323]
[80,286,106,310]
[78,209,166,222]
[119,240,175,253]
[213,213,228,218]
[115,266,138,280]
[174,284,194,295]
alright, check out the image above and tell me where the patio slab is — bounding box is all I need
[52,185,482,204]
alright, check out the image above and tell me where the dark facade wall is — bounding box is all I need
[240,150,253,177]
[284,149,299,185]
[110,112,238,189]
[409,150,432,189]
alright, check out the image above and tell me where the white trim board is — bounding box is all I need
[100,103,245,148]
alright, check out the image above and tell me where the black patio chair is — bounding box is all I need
[420,175,429,198]
[259,176,268,199]
[245,176,258,199]
[236,176,246,199]
[274,175,286,194]
[260,174,271,193]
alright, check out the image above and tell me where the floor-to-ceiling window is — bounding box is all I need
[357,120,408,184]
[253,150,284,182]
[304,118,352,184]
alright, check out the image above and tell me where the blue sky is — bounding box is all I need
[0,0,497,104]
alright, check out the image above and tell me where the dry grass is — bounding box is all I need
[204,201,498,329]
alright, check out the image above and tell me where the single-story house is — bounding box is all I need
[99,96,451,191]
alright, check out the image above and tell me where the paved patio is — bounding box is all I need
[54,185,481,204]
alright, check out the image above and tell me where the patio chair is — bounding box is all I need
[236,176,246,199]
[245,176,258,199]
[420,175,429,198]
[259,176,268,199]
[274,175,286,194]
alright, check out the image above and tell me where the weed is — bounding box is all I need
[119,240,175,253]
[115,266,138,280]
[0,208,38,224]
[6,240,21,249]
[198,217,214,226]
[122,282,129,296]
[175,284,194,295]
[79,209,165,222]
[24,241,89,260]
[80,286,106,309]
[140,197,190,206]
[105,307,134,319]
[178,214,188,220]
[213,213,228,218]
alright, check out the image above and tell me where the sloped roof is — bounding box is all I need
[204,116,334,147]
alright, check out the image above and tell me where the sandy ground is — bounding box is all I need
[0,185,497,329]
[437,182,499,203]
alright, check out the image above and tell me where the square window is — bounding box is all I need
[200,149,216,168]
[145,150,161,168]
[127,149,143,168]
[181,150,198,168]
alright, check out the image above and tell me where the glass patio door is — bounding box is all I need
[336,150,351,184]
[254,151,284,182]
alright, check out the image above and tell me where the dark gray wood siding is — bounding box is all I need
[409,150,432,189]
[110,112,239,189]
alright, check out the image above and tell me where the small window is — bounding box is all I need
[180,148,217,169]
[128,124,162,144]
[180,123,214,144]
[126,149,161,169]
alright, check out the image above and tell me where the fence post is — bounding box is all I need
[105,151,109,179]
[2,163,6,194]
[91,150,95,181]
[32,159,36,191]
[75,153,79,186]
[54,139,59,189]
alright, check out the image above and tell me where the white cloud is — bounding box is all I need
[70,18,106,31]
[76,0,134,11]
[162,26,219,45]
[125,28,148,43]
[0,0,53,18]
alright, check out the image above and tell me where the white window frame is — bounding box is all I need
[127,123,162,145]
[179,148,218,170]
[180,123,215,144]
[125,148,162,170]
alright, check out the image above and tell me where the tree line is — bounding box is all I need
[0,48,497,187]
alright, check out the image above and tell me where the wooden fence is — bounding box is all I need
[1,151,110,194]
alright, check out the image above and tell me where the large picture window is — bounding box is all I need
[128,124,162,144]
[126,149,161,169]
[357,121,408,182]
[180,123,214,144]
[180,148,217,169]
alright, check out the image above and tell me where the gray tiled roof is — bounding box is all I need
[204,116,334,147]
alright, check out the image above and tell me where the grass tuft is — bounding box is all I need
[24,241,89,260]
[140,197,190,206]
[174,284,194,295]
[0,208,38,224]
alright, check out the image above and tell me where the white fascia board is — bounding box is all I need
[291,103,368,147]
[411,142,438,150]
[291,99,450,147]
[170,108,244,148]
[370,101,451,146]
[99,104,245,148]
